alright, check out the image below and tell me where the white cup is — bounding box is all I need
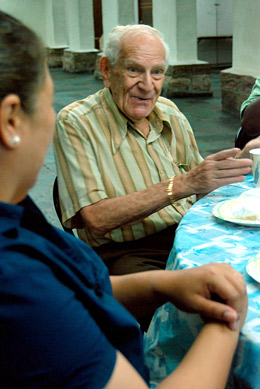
[249,148,260,187]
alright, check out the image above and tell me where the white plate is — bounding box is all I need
[247,254,260,283]
[212,199,260,227]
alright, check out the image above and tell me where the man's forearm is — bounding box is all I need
[77,148,251,236]
[79,178,181,236]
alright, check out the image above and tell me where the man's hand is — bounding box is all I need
[177,148,252,199]
[235,136,260,159]
[152,263,248,330]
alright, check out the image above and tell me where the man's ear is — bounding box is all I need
[0,94,22,149]
[99,56,111,88]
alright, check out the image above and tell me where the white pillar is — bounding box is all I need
[231,0,260,77]
[66,0,96,52]
[118,0,138,25]
[45,0,67,49]
[153,0,201,65]
[153,0,211,97]
[63,0,98,72]
[176,0,197,63]
[45,0,68,67]
[102,0,138,49]
[221,0,260,113]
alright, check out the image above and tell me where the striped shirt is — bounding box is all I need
[54,88,203,247]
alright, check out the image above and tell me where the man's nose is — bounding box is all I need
[138,71,153,90]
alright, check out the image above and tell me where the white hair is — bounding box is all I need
[104,24,169,68]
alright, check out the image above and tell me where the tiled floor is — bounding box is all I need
[29,68,241,228]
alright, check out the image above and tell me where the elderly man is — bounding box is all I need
[54,24,251,276]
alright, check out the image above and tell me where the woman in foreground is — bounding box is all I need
[0,11,247,388]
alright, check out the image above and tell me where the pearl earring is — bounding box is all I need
[9,136,21,145]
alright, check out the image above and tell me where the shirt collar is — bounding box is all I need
[103,88,172,153]
[0,196,44,235]
[0,201,23,234]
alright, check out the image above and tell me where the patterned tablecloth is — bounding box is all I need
[144,175,260,389]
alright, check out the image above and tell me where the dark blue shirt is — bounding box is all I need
[0,197,149,388]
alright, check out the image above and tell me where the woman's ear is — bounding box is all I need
[99,56,111,88]
[0,94,22,148]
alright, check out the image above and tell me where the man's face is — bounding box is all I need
[104,34,166,127]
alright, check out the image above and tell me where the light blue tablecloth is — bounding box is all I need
[144,175,260,388]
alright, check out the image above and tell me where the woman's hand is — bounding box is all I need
[112,262,248,330]
[151,263,248,330]
[108,263,248,389]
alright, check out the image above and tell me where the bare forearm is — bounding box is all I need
[106,322,239,389]
[110,271,167,319]
[107,264,247,389]
[158,322,239,389]
[111,264,247,326]
[79,180,176,236]
[78,149,251,236]
[78,174,198,235]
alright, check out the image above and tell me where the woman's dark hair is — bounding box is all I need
[0,11,47,114]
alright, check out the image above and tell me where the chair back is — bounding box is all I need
[53,178,74,236]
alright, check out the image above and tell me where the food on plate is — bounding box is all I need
[229,189,260,220]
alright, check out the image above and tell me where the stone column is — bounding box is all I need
[221,0,260,114]
[63,0,98,73]
[102,0,138,48]
[45,0,68,67]
[153,0,212,97]
[94,0,138,78]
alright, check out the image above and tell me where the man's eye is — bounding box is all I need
[125,67,141,77]
[128,67,137,72]
[152,69,165,79]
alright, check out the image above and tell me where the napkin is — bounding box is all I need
[229,188,260,220]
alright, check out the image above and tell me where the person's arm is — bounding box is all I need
[159,319,243,389]
[241,96,260,137]
[111,262,246,329]
[106,321,243,389]
[107,267,247,389]
[79,148,252,236]
[55,111,251,236]
[236,78,260,151]
[235,136,260,159]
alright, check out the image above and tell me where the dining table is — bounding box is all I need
[144,174,260,389]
